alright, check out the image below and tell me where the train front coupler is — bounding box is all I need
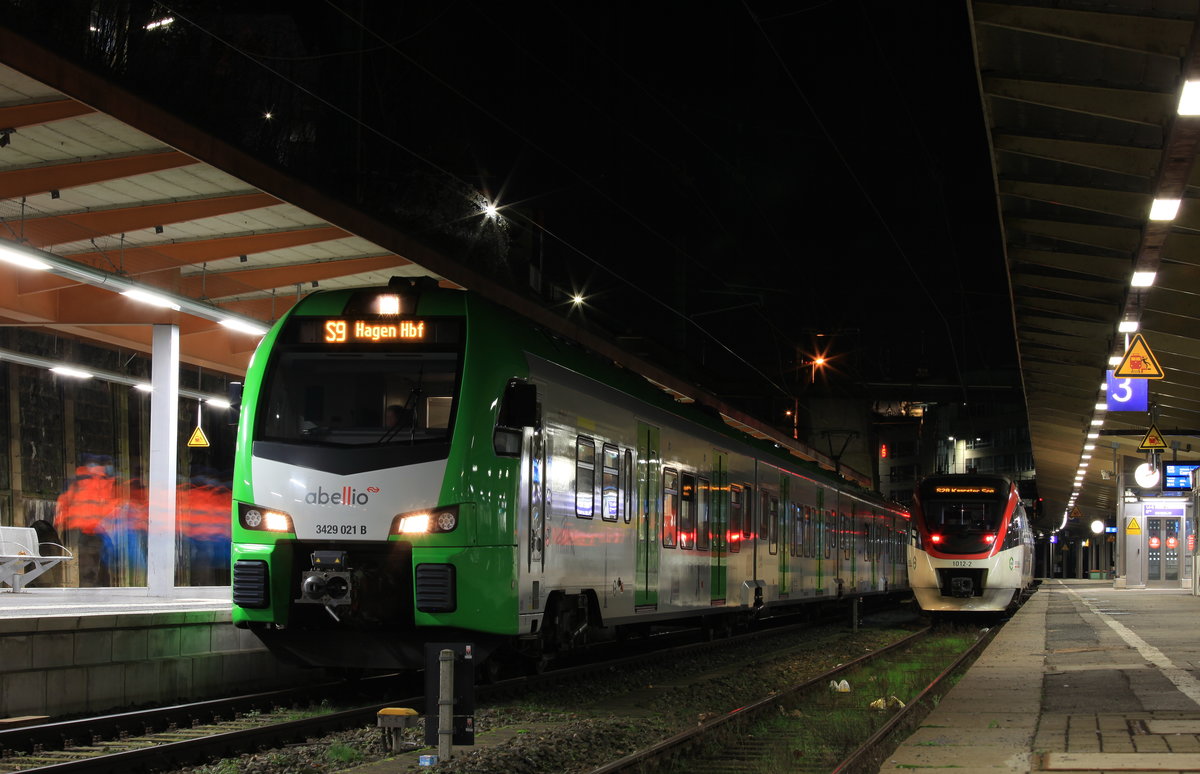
[297,550,353,621]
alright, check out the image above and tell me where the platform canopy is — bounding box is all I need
[972,1,1200,523]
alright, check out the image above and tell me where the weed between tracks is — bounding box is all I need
[666,632,974,773]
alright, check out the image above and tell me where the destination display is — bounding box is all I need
[1163,462,1200,491]
[290,317,459,346]
[934,486,997,495]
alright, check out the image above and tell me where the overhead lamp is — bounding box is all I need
[1090,419,1103,426]
[1082,454,1092,460]
[1179,80,1200,115]
[133,383,153,392]
[1084,444,1096,450]
[206,398,232,409]
[1095,403,1108,411]
[0,243,52,271]
[1131,271,1157,287]
[50,366,92,379]
[122,288,181,311]
[1150,198,1181,221]
[1079,462,1089,468]
[1087,432,1100,439]
[219,318,268,336]
[1118,320,1139,333]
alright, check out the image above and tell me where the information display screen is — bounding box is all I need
[1163,463,1200,491]
[289,317,459,346]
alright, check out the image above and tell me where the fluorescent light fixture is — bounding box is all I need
[1179,80,1200,115]
[1108,355,1122,366]
[1079,462,1089,468]
[1095,403,1108,411]
[122,288,181,311]
[219,318,268,336]
[0,243,53,271]
[1090,419,1103,426]
[1082,454,1092,460]
[206,398,231,409]
[1150,198,1181,221]
[1087,432,1100,439]
[145,16,174,30]
[1118,320,1139,333]
[134,383,153,392]
[1131,271,1157,287]
[50,366,93,379]
[1084,444,1096,450]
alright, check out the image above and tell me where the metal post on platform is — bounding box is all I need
[438,648,453,761]
[147,324,179,597]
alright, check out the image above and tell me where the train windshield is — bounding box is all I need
[917,480,1010,554]
[923,499,1005,532]
[258,349,462,447]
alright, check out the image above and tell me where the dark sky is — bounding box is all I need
[169,1,1015,410]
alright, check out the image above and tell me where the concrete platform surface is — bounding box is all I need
[0,586,229,618]
[880,579,1200,773]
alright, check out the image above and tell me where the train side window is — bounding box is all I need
[744,486,755,540]
[601,443,620,522]
[841,513,850,559]
[768,496,779,555]
[680,473,696,549]
[825,509,834,560]
[662,467,678,548]
[803,506,812,558]
[729,485,742,553]
[862,520,870,562]
[575,436,595,519]
[790,503,799,557]
[622,449,633,524]
[697,477,711,550]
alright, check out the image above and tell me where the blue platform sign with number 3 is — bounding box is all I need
[1106,370,1148,412]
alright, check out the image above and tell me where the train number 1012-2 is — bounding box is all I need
[315,524,367,535]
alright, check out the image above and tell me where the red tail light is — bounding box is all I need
[984,533,996,544]
[929,534,943,544]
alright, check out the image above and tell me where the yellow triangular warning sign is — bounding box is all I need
[1126,517,1142,535]
[187,426,210,448]
[1115,333,1165,379]
[1139,424,1167,450]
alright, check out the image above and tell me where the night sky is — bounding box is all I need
[170,1,1015,411]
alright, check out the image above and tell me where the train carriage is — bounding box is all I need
[907,473,1035,613]
[230,278,909,671]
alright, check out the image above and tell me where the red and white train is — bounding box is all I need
[908,474,1035,613]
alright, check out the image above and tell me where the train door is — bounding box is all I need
[635,422,660,609]
[776,476,788,597]
[815,488,826,593]
[710,451,728,604]
[526,422,546,606]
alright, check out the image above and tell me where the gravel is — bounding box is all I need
[181,619,918,774]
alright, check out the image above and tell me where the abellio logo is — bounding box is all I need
[305,485,381,506]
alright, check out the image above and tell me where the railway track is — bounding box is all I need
[0,602,909,773]
[582,622,997,774]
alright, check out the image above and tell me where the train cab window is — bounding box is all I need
[743,486,755,540]
[601,444,620,522]
[680,473,696,549]
[697,477,711,550]
[662,468,679,548]
[768,496,779,555]
[729,485,743,553]
[622,449,634,524]
[576,437,595,519]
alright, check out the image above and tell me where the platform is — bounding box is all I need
[0,587,308,720]
[880,579,1200,773]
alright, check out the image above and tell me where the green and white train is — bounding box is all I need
[230,278,910,671]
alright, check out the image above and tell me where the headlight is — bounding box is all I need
[391,505,459,535]
[239,503,294,533]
